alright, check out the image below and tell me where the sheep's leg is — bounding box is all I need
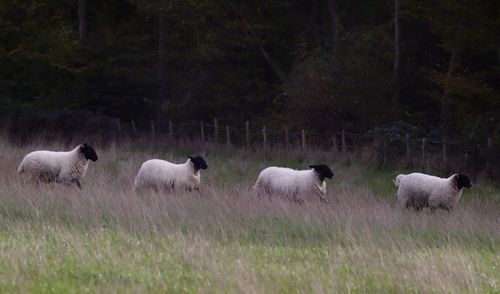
[290,191,304,205]
[34,178,43,189]
[256,185,272,201]
[256,188,269,200]
[75,180,82,190]
[406,200,420,212]
[186,186,200,194]
[431,204,452,214]
[319,196,328,204]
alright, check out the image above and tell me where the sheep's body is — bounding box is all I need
[254,167,327,202]
[133,159,202,193]
[395,173,467,211]
[18,145,96,188]
[393,174,405,188]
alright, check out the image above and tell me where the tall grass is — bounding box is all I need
[0,138,498,293]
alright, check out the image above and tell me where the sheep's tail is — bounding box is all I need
[132,176,140,193]
[252,181,259,190]
[393,174,405,188]
[17,161,25,174]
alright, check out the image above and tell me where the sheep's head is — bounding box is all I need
[188,155,208,171]
[309,164,334,181]
[455,174,472,189]
[80,143,98,161]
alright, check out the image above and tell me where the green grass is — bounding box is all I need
[0,223,497,293]
[0,140,498,293]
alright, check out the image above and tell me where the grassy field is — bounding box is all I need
[0,139,498,293]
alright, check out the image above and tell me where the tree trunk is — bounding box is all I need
[78,0,87,41]
[157,12,168,120]
[239,16,295,91]
[327,0,338,55]
[497,45,500,65]
[440,49,458,133]
[307,0,319,40]
[392,0,401,120]
[258,47,294,90]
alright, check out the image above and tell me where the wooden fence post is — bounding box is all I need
[150,120,156,140]
[383,138,387,164]
[464,150,469,170]
[342,130,346,153]
[284,127,289,149]
[200,121,205,145]
[226,125,230,147]
[405,133,410,160]
[421,138,426,164]
[214,118,219,144]
[301,130,306,151]
[168,121,173,138]
[442,138,447,168]
[116,118,121,133]
[245,121,250,150]
[486,137,492,172]
[131,120,137,137]
[262,126,267,150]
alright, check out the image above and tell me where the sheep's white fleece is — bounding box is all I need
[254,167,326,199]
[396,173,463,210]
[393,174,406,188]
[18,145,90,184]
[133,159,201,192]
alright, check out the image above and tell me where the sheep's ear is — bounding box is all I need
[187,155,193,159]
[309,165,316,169]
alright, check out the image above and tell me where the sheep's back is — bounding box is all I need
[397,173,444,205]
[19,151,62,177]
[136,159,189,188]
[256,167,309,194]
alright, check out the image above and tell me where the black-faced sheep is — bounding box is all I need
[18,144,98,189]
[394,172,472,211]
[254,164,334,203]
[133,156,208,193]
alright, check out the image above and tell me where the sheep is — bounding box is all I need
[133,156,208,193]
[393,174,405,189]
[18,143,98,189]
[253,164,334,203]
[394,172,472,211]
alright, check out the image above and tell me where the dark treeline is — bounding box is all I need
[0,0,499,141]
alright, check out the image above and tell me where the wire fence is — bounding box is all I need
[7,115,496,181]
[106,118,499,180]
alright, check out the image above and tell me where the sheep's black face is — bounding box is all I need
[80,143,98,161]
[189,155,208,171]
[456,174,472,189]
[309,164,334,181]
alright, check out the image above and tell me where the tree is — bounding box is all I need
[392,0,401,120]
[78,0,87,42]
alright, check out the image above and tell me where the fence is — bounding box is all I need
[3,110,496,180]
[112,118,499,179]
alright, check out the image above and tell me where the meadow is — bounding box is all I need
[0,138,498,293]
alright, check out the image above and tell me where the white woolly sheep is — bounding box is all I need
[18,143,98,189]
[133,156,208,193]
[253,164,334,203]
[394,172,472,211]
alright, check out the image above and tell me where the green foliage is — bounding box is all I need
[0,0,498,138]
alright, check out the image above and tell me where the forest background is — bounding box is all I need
[0,0,498,149]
